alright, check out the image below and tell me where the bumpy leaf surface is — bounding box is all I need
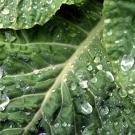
[0,0,84,29]
[0,1,104,134]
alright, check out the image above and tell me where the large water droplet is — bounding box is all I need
[0,92,10,111]
[79,80,88,89]
[81,102,93,115]
[2,9,9,15]
[105,71,114,82]
[120,55,134,71]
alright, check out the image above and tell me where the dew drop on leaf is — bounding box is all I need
[0,92,10,111]
[81,102,93,115]
[100,106,109,115]
[54,123,60,128]
[0,67,4,79]
[91,77,97,83]
[87,63,93,71]
[119,89,127,98]
[105,71,114,82]
[94,56,100,63]
[120,55,134,71]
[62,122,67,127]
[79,80,88,89]
[96,64,103,70]
[1,9,9,15]
[46,0,53,4]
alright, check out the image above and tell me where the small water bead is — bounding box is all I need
[0,92,10,111]
[71,82,77,90]
[54,123,60,128]
[0,86,5,91]
[94,56,100,63]
[79,80,88,89]
[107,30,112,36]
[91,77,97,83]
[62,122,67,127]
[105,71,114,82]
[96,64,103,70]
[119,89,127,98]
[87,64,93,71]
[33,69,40,74]
[0,24,3,28]
[81,102,93,115]
[0,67,4,79]
[1,9,9,15]
[39,133,47,135]
[120,55,134,71]
[100,106,109,115]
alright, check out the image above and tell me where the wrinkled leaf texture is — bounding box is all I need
[0,0,135,135]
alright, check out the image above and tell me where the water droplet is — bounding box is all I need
[104,19,111,24]
[46,0,53,4]
[94,56,100,63]
[79,80,88,89]
[119,89,127,98]
[91,77,97,83]
[81,102,93,115]
[120,55,134,71]
[0,67,4,79]
[0,86,5,91]
[71,82,77,90]
[62,122,67,127]
[33,69,40,74]
[105,71,114,82]
[96,64,103,70]
[39,133,47,135]
[1,9,9,15]
[87,63,93,71]
[0,92,10,111]
[107,30,112,36]
[54,123,60,128]
[100,106,109,115]
[0,24,3,28]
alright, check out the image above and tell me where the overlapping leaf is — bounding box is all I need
[0,0,84,29]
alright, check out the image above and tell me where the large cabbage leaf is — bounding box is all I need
[0,0,135,135]
[0,1,105,134]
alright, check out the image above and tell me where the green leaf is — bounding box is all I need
[0,1,105,134]
[0,0,84,30]
[103,0,135,98]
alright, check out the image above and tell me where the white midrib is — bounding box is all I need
[22,17,104,134]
